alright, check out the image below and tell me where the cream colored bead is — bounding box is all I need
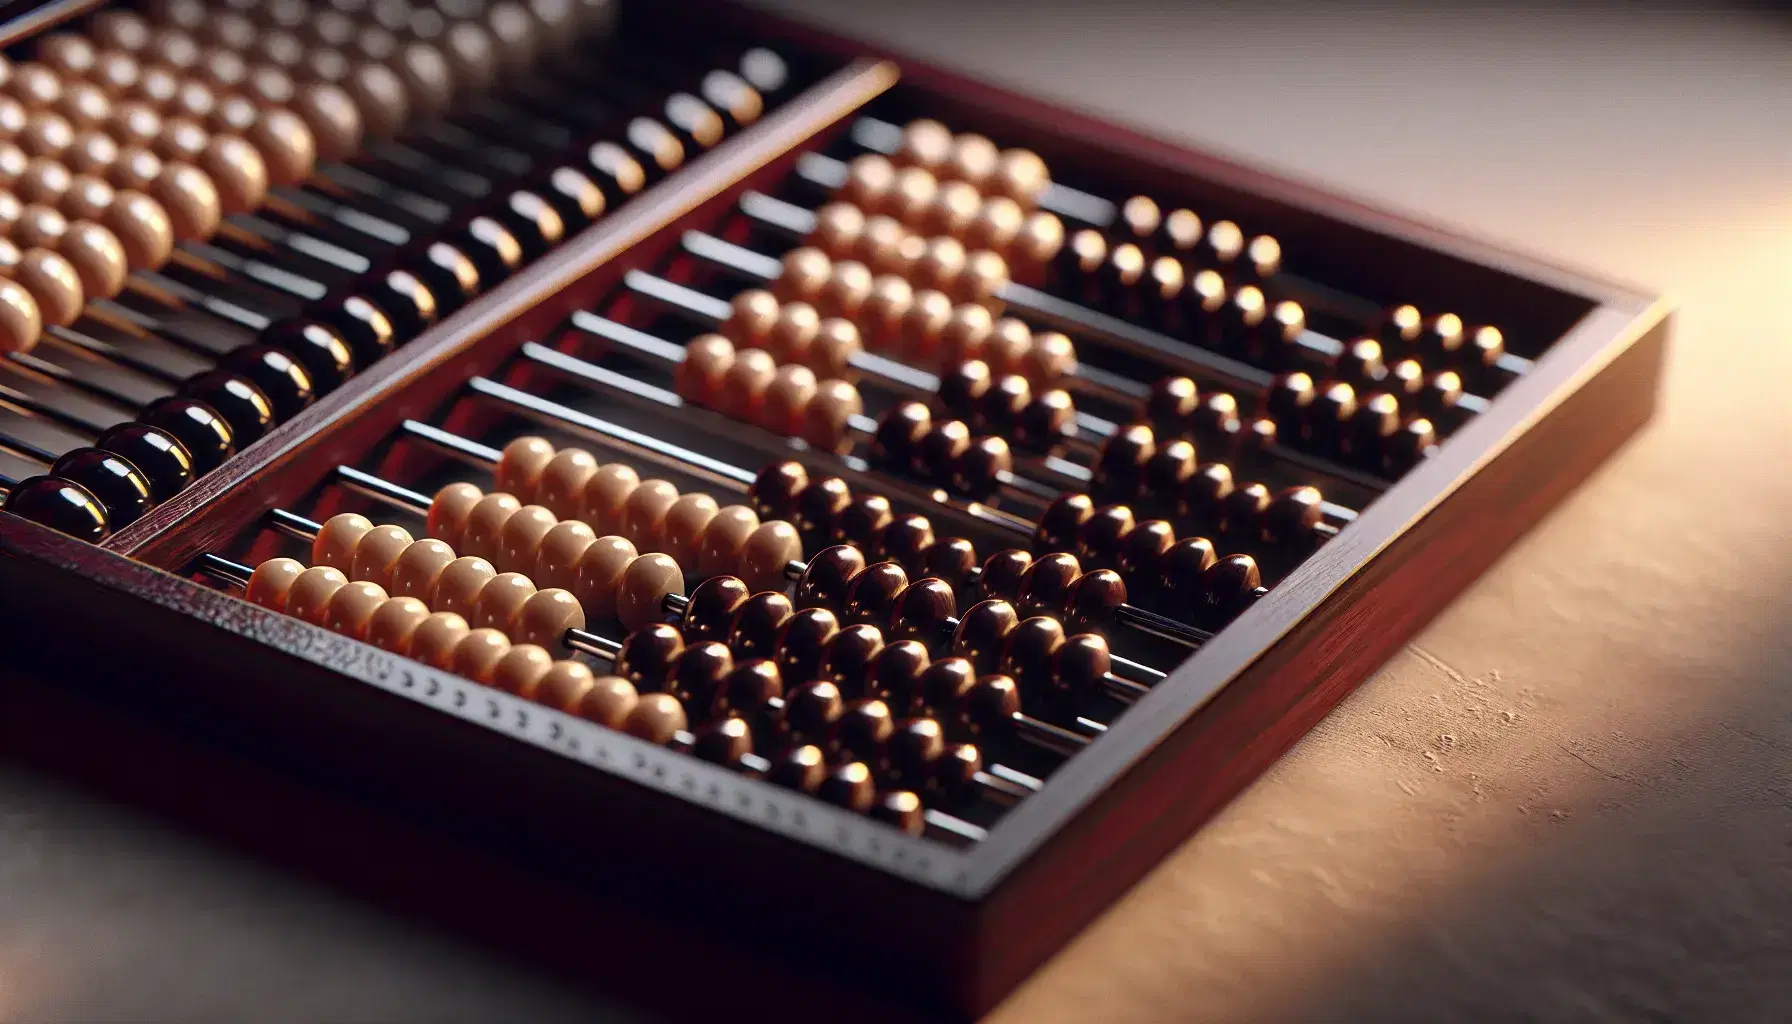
[572,535,637,621]
[494,435,555,502]
[409,611,471,669]
[431,555,497,618]
[284,564,348,625]
[389,538,457,601]
[311,511,373,572]
[491,643,554,696]
[470,571,536,633]
[535,447,598,518]
[625,692,686,744]
[532,520,597,592]
[515,588,584,654]
[578,463,639,535]
[661,493,719,568]
[496,504,558,574]
[322,580,388,641]
[740,520,801,593]
[244,556,304,612]
[616,553,683,631]
[449,627,511,684]
[461,492,522,561]
[696,505,757,578]
[348,524,412,590]
[364,596,432,655]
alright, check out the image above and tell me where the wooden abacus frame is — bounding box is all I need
[0,1,1671,1018]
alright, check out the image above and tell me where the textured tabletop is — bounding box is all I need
[3,4,1790,1021]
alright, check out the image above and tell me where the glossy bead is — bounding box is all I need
[425,483,483,549]
[1178,462,1234,529]
[613,622,683,693]
[863,638,930,709]
[765,605,833,687]
[432,556,497,619]
[323,581,388,642]
[567,671,635,727]
[766,743,826,793]
[1093,424,1154,501]
[495,505,557,574]
[2,476,105,540]
[916,656,976,718]
[726,591,793,663]
[491,644,555,698]
[962,675,1022,737]
[791,547,861,613]
[1337,339,1385,388]
[1001,615,1065,693]
[878,514,936,576]
[666,641,733,708]
[1143,439,1198,499]
[833,699,894,766]
[748,460,806,522]
[868,401,930,471]
[385,538,452,602]
[494,436,555,503]
[409,612,471,670]
[618,478,679,553]
[1347,391,1402,462]
[696,505,759,578]
[889,578,956,643]
[319,295,394,369]
[179,371,274,446]
[713,659,782,719]
[784,680,844,744]
[1014,389,1076,453]
[741,520,801,593]
[137,396,234,474]
[1016,552,1080,619]
[887,718,945,790]
[470,572,536,633]
[920,538,978,598]
[49,448,151,528]
[625,693,687,745]
[1076,504,1135,570]
[952,599,1018,675]
[1118,519,1176,590]
[1385,417,1438,476]
[364,596,431,656]
[794,475,851,547]
[820,623,884,698]
[1032,494,1092,554]
[1202,554,1262,622]
[833,494,892,552]
[284,565,348,626]
[693,717,754,769]
[220,345,314,421]
[1221,482,1272,542]
[1157,536,1218,614]
[347,524,412,590]
[260,320,353,396]
[977,549,1032,603]
[952,435,1011,500]
[310,512,373,572]
[680,575,750,645]
[515,589,584,655]
[818,762,876,814]
[245,556,305,612]
[1063,569,1127,634]
[938,360,992,421]
[1307,381,1358,453]
[1192,393,1242,451]
[616,553,683,631]
[1266,486,1325,547]
[461,492,522,562]
[1053,633,1114,696]
[837,560,903,628]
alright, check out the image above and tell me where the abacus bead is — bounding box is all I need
[767,744,826,793]
[526,450,596,521]
[842,560,907,627]
[614,623,683,692]
[1094,423,1155,500]
[1203,553,1261,612]
[667,641,733,707]
[1158,536,1218,613]
[1119,519,1176,585]
[1419,371,1464,421]
[767,301,819,365]
[618,478,679,553]
[681,576,750,644]
[953,599,1018,675]
[1337,339,1385,387]
[838,155,893,215]
[48,448,149,528]
[917,657,977,717]
[693,717,754,768]
[794,475,851,547]
[496,505,557,573]
[349,524,412,589]
[311,511,373,572]
[491,644,555,697]
[470,571,535,632]
[740,520,801,593]
[995,148,1050,206]
[1346,392,1402,461]
[494,436,555,502]
[1385,417,1438,476]
[245,556,305,612]
[1002,615,1064,693]
[774,606,839,685]
[1265,486,1324,547]
[795,544,865,610]
[947,133,999,190]
[617,553,684,631]
[896,119,951,172]
[784,680,843,743]
[1015,210,1064,263]
[565,670,632,726]
[1053,633,1113,695]
[888,166,937,226]
[1064,569,1127,634]
[938,302,993,368]
[726,591,793,662]
[260,320,352,396]
[409,612,471,670]
[920,538,978,597]
[662,492,719,568]
[200,134,267,215]
[974,549,1030,603]
[1014,389,1076,454]
[1192,393,1242,450]
[324,581,388,641]
[821,624,885,698]
[432,556,497,618]
[675,333,733,406]
[1179,462,1234,527]
[449,628,512,684]
[102,189,172,268]
[1076,505,1135,569]
[389,538,456,600]
[94,423,190,502]
[1382,304,1423,348]
[801,379,861,453]
[777,246,830,303]
[138,396,233,474]
[887,718,944,788]
[810,318,861,379]
[461,492,522,561]
[718,347,777,422]
[696,505,759,578]
[1020,331,1076,389]
[865,639,930,708]
[760,363,817,436]
[939,360,992,421]
[1144,439,1197,497]
[834,699,894,765]
[963,675,1022,736]
[579,463,640,536]
[951,436,1010,500]
[724,288,779,349]
[0,277,40,353]
[714,659,782,718]
[1308,382,1358,451]
[1034,494,1094,552]
[1017,552,1081,619]
[749,460,807,521]
[818,259,871,319]
[285,565,349,625]
[980,374,1030,433]
[150,162,220,240]
[827,495,887,553]
[860,274,912,349]
[220,345,313,421]
[1221,482,1272,542]
[1468,326,1505,371]
[818,762,878,814]
[869,401,930,470]
[927,179,981,238]
[915,419,970,483]
[365,596,431,655]
[878,514,934,576]
[180,369,275,446]
[426,482,483,546]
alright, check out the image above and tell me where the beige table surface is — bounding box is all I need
[4,4,1790,1021]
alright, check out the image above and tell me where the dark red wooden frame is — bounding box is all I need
[0,3,1671,1018]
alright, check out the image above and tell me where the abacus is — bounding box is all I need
[0,0,1670,1018]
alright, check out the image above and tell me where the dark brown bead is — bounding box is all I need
[221,344,315,421]
[1381,303,1423,351]
[1142,376,1198,436]
[939,742,984,793]
[834,494,892,550]
[692,716,754,768]
[843,561,908,626]
[2,476,108,542]
[866,639,930,709]
[890,578,956,642]
[1014,388,1077,454]
[1016,552,1080,619]
[977,548,1032,602]
[50,448,151,529]
[1202,554,1262,622]
[951,435,1010,500]
[818,761,876,813]
[774,607,838,685]
[1034,494,1094,552]
[1158,536,1218,615]
[95,423,191,502]
[886,717,945,789]
[1336,338,1385,389]
[938,359,991,421]
[1191,393,1241,451]
[1388,358,1425,397]
[1236,417,1279,469]
[1221,482,1272,542]
[877,514,934,574]
[1468,326,1505,371]
[869,790,926,835]
[713,658,782,718]
[952,599,1019,674]
[1092,423,1154,501]
[1001,615,1065,693]
[916,657,977,718]
[1178,462,1235,530]
[963,675,1022,736]
[1307,381,1357,454]
[1418,370,1464,421]
[140,396,235,474]
[181,372,275,447]
[832,698,894,764]
[870,401,931,470]
[783,679,844,742]
[1143,439,1197,501]
[794,475,851,546]
[1118,519,1176,589]
[667,640,733,706]
[613,623,684,692]
[1421,312,1463,357]
[1385,417,1438,476]
[795,545,865,610]
[727,592,794,662]
[981,374,1030,433]
[1076,505,1135,570]
[916,419,970,484]
[750,460,808,521]
[920,537,978,597]
[1064,569,1128,634]
[766,743,826,793]
[1267,371,1316,431]
[1266,486,1325,548]
[681,575,749,643]
[1346,391,1401,462]
[821,623,885,698]
[1053,633,1113,696]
